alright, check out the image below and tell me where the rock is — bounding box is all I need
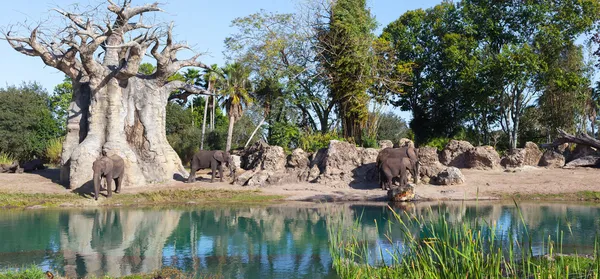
[523,142,542,166]
[360,148,379,165]
[231,155,241,171]
[466,146,501,170]
[22,159,46,172]
[247,171,271,187]
[0,161,20,173]
[432,167,465,185]
[568,144,599,162]
[235,170,256,186]
[387,183,416,202]
[418,147,445,181]
[398,138,415,148]
[261,146,286,172]
[319,140,362,183]
[539,150,565,168]
[240,141,286,172]
[439,140,474,168]
[241,140,270,170]
[378,140,394,149]
[307,165,321,182]
[287,148,309,169]
[500,149,526,168]
[564,155,600,168]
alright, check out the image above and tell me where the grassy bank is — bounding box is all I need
[504,190,600,202]
[329,202,600,279]
[0,189,283,209]
[0,266,218,279]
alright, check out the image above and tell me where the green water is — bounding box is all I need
[0,201,599,278]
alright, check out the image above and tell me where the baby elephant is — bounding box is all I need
[92,154,125,200]
[187,150,233,183]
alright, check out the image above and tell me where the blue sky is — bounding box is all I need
[0,0,439,120]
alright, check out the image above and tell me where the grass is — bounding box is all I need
[329,201,600,279]
[0,189,283,209]
[0,266,221,279]
[505,191,600,202]
[0,152,16,165]
[45,138,63,166]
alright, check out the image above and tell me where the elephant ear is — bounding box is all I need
[213,151,224,162]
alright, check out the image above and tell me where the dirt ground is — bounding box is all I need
[0,166,598,202]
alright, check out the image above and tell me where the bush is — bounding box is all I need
[45,137,63,165]
[299,132,345,152]
[269,122,300,151]
[424,137,451,151]
[0,152,16,165]
[361,132,379,148]
[167,126,202,165]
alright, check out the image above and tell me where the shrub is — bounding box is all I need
[45,137,63,165]
[299,132,345,152]
[0,152,16,165]
[167,126,202,165]
[424,137,451,151]
[269,122,300,151]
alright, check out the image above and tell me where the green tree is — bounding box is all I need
[376,112,409,142]
[0,82,61,161]
[317,0,377,142]
[50,77,73,134]
[217,63,253,152]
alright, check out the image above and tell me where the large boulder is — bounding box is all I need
[432,167,465,185]
[523,142,542,166]
[0,161,20,173]
[539,150,565,168]
[378,140,394,149]
[231,155,241,171]
[287,148,309,169]
[240,141,286,172]
[418,147,445,181]
[388,183,416,202]
[466,146,501,170]
[565,156,600,168]
[568,144,599,162]
[398,138,415,148]
[313,140,380,187]
[439,140,474,168]
[500,148,526,168]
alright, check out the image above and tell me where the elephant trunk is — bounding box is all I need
[413,161,420,184]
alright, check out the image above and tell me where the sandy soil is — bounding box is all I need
[0,166,599,202]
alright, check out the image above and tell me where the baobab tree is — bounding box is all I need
[2,1,211,189]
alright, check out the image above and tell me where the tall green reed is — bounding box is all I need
[328,201,600,279]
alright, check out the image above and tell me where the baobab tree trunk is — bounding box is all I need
[5,1,212,189]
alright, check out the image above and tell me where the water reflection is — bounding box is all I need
[0,201,598,278]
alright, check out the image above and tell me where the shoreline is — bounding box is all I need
[1,167,599,209]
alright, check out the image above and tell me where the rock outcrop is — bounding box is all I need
[0,161,22,173]
[418,147,445,182]
[500,149,526,168]
[398,138,415,148]
[564,156,600,168]
[439,140,474,168]
[523,142,542,166]
[378,140,394,149]
[539,150,565,168]
[432,167,465,185]
[466,146,501,170]
[568,144,599,162]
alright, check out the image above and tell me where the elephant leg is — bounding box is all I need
[188,163,197,183]
[218,164,224,182]
[115,176,123,193]
[382,167,393,190]
[106,175,113,198]
[211,164,216,183]
[94,177,101,201]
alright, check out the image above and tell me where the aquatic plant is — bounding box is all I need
[329,202,600,279]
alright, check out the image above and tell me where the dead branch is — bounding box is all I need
[541,129,600,150]
[166,80,215,101]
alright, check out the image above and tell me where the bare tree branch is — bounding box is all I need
[166,80,215,101]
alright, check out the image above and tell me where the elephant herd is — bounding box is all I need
[92,150,233,201]
[92,146,416,200]
[376,146,420,190]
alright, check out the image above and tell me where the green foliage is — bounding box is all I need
[0,82,61,161]
[424,138,451,151]
[138,62,156,75]
[299,132,345,152]
[45,138,63,166]
[318,0,377,140]
[360,133,378,148]
[269,121,300,151]
[376,112,409,141]
[0,266,45,279]
[0,152,15,165]
[49,77,72,134]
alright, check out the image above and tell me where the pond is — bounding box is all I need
[0,201,599,278]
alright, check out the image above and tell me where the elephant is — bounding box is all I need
[376,146,420,189]
[92,154,125,200]
[379,155,412,190]
[187,150,233,183]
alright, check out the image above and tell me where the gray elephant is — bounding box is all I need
[92,154,125,200]
[187,150,233,183]
[376,146,419,189]
[380,156,412,190]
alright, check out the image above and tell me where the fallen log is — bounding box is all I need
[540,129,600,150]
[564,156,600,168]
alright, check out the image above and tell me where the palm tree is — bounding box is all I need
[217,62,253,152]
[201,64,222,150]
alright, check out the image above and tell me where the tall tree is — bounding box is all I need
[3,1,212,188]
[316,0,376,142]
[201,64,222,150]
[218,63,253,152]
[50,77,73,134]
